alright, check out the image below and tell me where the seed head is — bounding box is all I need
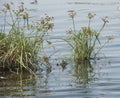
[3,3,10,10]
[68,10,76,19]
[102,16,109,24]
[19,5,24,12]
[47,23,54,30]
[66,28,73,34]
[88,12,96,19]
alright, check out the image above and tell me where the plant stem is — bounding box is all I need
[72,18,76,33]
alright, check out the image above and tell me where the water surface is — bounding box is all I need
[0,0,120,98]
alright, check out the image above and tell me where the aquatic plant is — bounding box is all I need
[66,10,111,63]
[0,3,54,74]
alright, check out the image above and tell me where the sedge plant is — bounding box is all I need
[0,3,54,74]
[66,10,110,63]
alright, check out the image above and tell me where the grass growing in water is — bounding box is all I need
[66,11,111,63]
[0,3,54,74]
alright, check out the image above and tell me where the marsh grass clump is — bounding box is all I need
[67,11,110,63]
[0,3,54,74]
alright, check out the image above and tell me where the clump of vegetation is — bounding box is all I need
[0,3,54,74]
[66,10,111,63]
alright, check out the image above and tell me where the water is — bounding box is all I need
[0,0,120,98]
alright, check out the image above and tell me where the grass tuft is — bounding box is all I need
[66,11,111,63]
[0,3,54,75]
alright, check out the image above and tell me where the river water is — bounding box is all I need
[0,0,120,98]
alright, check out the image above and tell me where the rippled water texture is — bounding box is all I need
[0,0,120,98]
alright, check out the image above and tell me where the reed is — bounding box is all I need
[0,3,54,74]
[66,11,110,63]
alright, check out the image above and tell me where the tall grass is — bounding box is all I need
[0,3,54,74]
[66,11,111,63]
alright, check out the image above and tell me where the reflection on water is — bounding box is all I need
[0,72,36,97]
[67,1,118,5]
[0,0,120,98]
[0,59,101,98]
[74,61,94,85]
